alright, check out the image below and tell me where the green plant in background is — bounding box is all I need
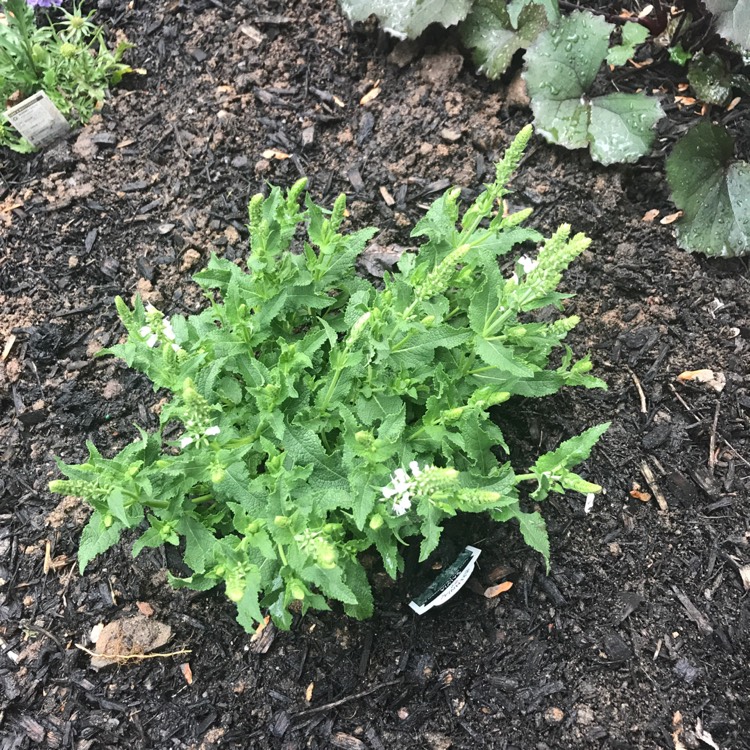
[50,127,608,631]
[338,0,750,256]
[523,11,663,165]
[0,0,132,152]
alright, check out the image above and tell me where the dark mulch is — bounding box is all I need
[1,1,749,748]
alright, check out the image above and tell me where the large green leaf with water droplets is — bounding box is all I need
[524,11,664,165]
[666,122,750,257]
[460,0,551,79]
[339,0,473,39]
[703,0,750,50]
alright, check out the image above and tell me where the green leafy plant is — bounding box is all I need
[0,0,132,152]
[460,0,558,79]
[666,121,750,257]
[50,127,608,631]
[524,11,663,165]
[339,0,473,39]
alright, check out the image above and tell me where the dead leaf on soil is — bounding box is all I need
[641,208,660,222]
[249,615,276,654]
[629,482,651,502]
[483,581,513,598]
[676,369,726,393]
[87,615,173,668]
[695,718,720,750]
[136,601,155,617]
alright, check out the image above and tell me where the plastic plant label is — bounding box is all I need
[409,546,481,615]
[5,91,69,148]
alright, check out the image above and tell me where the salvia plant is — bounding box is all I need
[340,0,750,257]
[0,0,132,151]
[50,127,609,631]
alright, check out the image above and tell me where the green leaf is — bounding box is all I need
[688,52,733,105]
[78,512,123,573]
[514,509,550,569]
[532,422,610,476]
[389,325,472,368]
[341,558,375,619]
[525,11,663,164]
[476,338,535,377]
[235,569,264,631]
[703,0,750,49]
[506,0,559,26]
[606,22,649,66]
[460,0,550,80]
[179,516,217,574]
[339,0,473,39]
[666,122,750,257]
[283,423,348,486]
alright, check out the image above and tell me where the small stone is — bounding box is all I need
[544,707,565,725]
[440,128,462,142]
[103,381,124,400]
[134,278,162,307]
[231,155,249,168]
[68,256,79,268]
[301,125,315,147]
[254,158,271,174]
[190,48,207,62]
[180,249,201,272]
[575,705,595,726]
[224,226,240,244]
[506,73,530,108]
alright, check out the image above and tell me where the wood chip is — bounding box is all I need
[360,86,381,106]
[727,96,741,112]
[2,333,16,361]
[89,616,172,668]
[262,148,291,160]
[677,369,726,393]
[180,662,193,685]
[484,581,513,598]
[660,210,683,225]
[305,681,314,702]
[379,185,395,206]
[671,585,713,635]
[640,460,668,512]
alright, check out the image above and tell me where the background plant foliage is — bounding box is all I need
[338,0,750,257]
[51,128,608,631]
[0,0,131,151]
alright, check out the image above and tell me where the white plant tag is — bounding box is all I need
[5,91,69,148]
[409,545,481,615]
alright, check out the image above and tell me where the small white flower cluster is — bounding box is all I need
[510,254,539,284]
[381,461,431,516]
[180,424,220,449]
[139,304,181,353]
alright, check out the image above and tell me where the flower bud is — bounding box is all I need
[288,580,306,601]
[368,514,384,531]
[274,515,290,527]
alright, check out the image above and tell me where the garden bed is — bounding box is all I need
[1,0,749,748]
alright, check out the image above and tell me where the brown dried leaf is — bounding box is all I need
[642,208,660,223]
[660,210,683,225]
[91,616,171,668]
[136,601,155,617]
[180,662,193,685]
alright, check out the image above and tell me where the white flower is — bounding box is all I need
[162,318,176,341]
[180,435,194,448]
[139,325,153,338]
[409,461,422,477]
[171,343,182,353]
[517,254,538,274]
[204,425,221,437]
[145,304,159,315]
[392,496,412,516]
[146,333,159,348]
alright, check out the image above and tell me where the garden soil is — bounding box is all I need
[1,1,749,748]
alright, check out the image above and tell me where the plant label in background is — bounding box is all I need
[5,91,69,148]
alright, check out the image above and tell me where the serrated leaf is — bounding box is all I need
[235,569,264,631]
[390,325,472,367]
[461,0,549,80]
[78,512,123,573]
[476,338,535,377]
[703,0,750,50]
[179,516,217,574]
[514,509,550,568]
[533,422,609,476]
[525,11,664,164]
[606,22,649,66]
[339,0,473,39]
[666,122,750,257]
[283,424,348,486]
[341,558,375,619]
[507,0,559,26]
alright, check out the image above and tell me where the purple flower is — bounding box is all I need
[27,0,64,6]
